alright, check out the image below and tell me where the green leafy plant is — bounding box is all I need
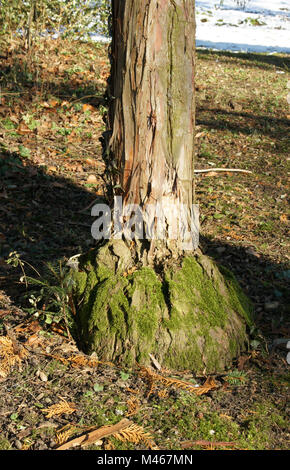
[8,256,78,338]
[120,371,130,381]
[23,113,38,130]
[18,145,31,158]
[244,17,266,26]
[1,118,16,130]
[224,369,247,386]
[93,383,104,392]
[249,325,268,353]
[6,251,40,287]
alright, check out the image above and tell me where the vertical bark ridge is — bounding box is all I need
[109,0,197,252]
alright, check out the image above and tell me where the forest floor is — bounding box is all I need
[0,39,289,451]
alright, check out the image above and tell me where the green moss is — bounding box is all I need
[164,256,253,342]
[126,385,288,450]
[128,267,165,340]
[166,256,229,328]
[239,400,288,450]
[137,392,241,449]
[165,346,204,371]
[76,261,167,363]
[0,436,11,450]
[219,264,253,325]
[69,270,87,297]
[187,411,241,443]
[159,255,252,371]
[73,246,252,372]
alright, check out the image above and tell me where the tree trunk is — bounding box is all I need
[71,0,253,372]
[108,0,198,255]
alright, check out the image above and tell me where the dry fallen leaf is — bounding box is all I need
[139,366,218,396]
[195,131,205,139]
[17,123,33,135]
[85,158,96,166]
[9,114,19,124]
[86,174,98,184]
[0,309,10,318]
[82,103,95,112]
[48,99,59,108]
[47,166,57,172]
[25,333,43,348]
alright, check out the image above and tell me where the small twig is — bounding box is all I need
[69,94,105,105]
[77,198,102,213]
[0,91,29,96]
[194,168,253,174]
[22,260,41,278]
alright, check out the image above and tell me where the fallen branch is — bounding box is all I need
[55,418,132,450]
[69,94,104,105]
[194,168,252,174]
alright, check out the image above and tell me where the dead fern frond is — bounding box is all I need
[147,379,157,398]
[104,440,116,450]
[126,387,139,395]
[70,354,101,368]
[67,354,115,369]
[126,397,140,417]
[139,366,218,395]
[113,423,159,450]
[42,399,76,418]
[55,425,77,446]
[158,389,169,399]
[55,423,99,447]
[43,353,69,365]
[44,352,114,370]
[0,336,28,378]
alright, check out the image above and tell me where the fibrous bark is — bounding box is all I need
[108,0,198,254]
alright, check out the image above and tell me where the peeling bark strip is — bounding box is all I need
[109,0,197,251]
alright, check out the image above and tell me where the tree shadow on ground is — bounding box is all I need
[197,49,290,71]
[200,236,290,338]
[196,106,289,155]
[0,148,101,293]
[0,150,289,344]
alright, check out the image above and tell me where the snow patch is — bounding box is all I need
[196,0,290,53]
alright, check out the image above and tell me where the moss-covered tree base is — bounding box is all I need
[71,240,253,373]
